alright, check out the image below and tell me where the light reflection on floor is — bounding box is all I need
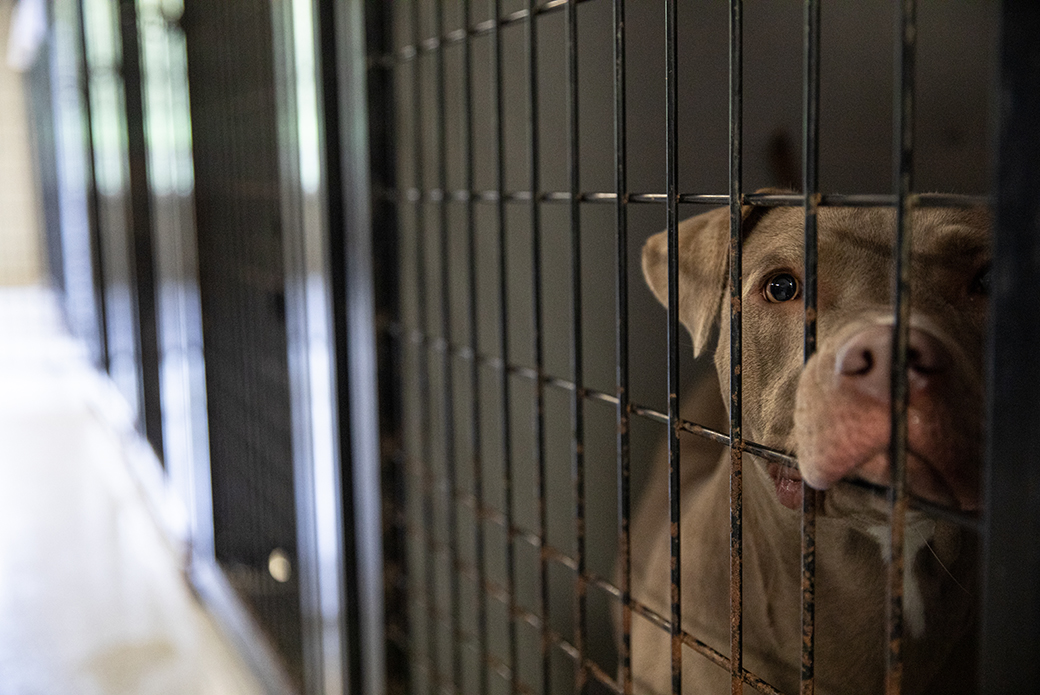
[0,286,264,695]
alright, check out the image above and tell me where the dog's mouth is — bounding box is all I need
[767,462,804,511]
[839,446,975,511]
[764,450,961,514]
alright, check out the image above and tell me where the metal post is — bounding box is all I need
[981,2,1040,692]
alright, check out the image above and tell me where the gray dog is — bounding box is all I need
[630,201,988,694]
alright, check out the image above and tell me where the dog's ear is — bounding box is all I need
[642,195,780,357]
[642,207,731,357]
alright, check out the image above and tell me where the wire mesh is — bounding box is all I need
[373,2,995,695]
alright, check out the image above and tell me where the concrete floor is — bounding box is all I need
[0,286,265,695]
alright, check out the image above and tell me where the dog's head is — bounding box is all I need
[642,201,990,515]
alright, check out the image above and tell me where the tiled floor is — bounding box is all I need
[0,287,264,695]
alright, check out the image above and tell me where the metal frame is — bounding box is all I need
[79,0,164,453]
[330,1,388,693]
[117,0,164,458]
[271,0,352,691]
[980,2,1040,692]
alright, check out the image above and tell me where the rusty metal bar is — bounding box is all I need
[664,0,682,692]
[489,0,520,691]
[407,1,441,690]
[381,0,596,64]
[564,0,588,693]
[460,0,490,692]
[389,188,988,209]
[728,1,745,693]
[887,0,917,693]
[525,1,551,692]
[395,321,981,529]
[613,0,632,691]
[800,0,821,692]
[433,0,463,690]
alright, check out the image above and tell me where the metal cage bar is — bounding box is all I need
[525,1,552,692]
[613,1,632,693]
[432,1,464,690]
[728,2,745,693]
[887,1,917,692]
[459,0,492,692]
[565,1,589,693]
[664,0,682,692]
[407,1,440,688]
[388,188,987,209]
[800,1,821,693]
[489,0,522,690]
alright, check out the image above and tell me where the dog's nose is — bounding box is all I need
[835,325,947,402]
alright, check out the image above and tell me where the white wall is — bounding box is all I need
[0,0,43,286]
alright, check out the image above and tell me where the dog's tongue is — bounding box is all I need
[768,463,803,510]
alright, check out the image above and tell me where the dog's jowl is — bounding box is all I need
[630,202,988,694]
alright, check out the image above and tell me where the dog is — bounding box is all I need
[629,200,989,694]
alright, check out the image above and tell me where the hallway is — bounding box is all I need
[0,287,264,695]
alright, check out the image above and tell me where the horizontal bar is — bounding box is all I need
[398,471,966,695]
[404,541,625,695]
[373,0,595,65]
[401,469,978,621]
[385,188,989,208]
[623,599,782,695]
[403,524,783,695]
[393,324,980,527]
[409,651,536,695]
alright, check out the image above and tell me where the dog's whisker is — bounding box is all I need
[912,526,972,597]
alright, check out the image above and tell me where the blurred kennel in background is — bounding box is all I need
[2,0,1039,693]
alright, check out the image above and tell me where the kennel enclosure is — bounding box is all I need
[23,0,1040,694]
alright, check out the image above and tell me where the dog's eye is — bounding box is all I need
[764,273,800,303]
[969,263,991,297]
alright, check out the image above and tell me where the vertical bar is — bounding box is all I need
[490,1,520,691]
[728,1,744,693]
[981,3,1040,693]
[272,0,354,689]
[526,3,550,694]
[433,1,463,692]
[800,1,820,694]
[887,1,916,693]
[334,0,389,691]
[76,0,110,372]
[461,1,490,693]
[119,0,164,456]
[613,0,632,692]
[565,1,587,692]
[410,1,438,689]
[317,0,359,686]
[664,1,682,693]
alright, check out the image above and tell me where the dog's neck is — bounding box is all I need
[745,457,935,638]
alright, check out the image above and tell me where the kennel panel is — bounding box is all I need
[366,2,1002,695]
[182,0,304,686]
